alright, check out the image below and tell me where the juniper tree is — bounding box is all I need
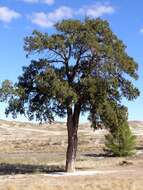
[0,18,139,172]
[105,122,136,156]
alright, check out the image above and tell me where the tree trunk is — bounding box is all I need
[65,104,80,172]
[66,125,78,172]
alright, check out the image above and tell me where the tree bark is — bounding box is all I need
[65,103,80,172]
[65,123,78,172]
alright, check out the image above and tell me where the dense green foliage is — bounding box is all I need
[105,122,136,156]
[0,18,140,172]
[0,18,139,129]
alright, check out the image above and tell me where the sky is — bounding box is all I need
[0,0,143,123]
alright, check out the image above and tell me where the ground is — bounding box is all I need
[0,119,142,189]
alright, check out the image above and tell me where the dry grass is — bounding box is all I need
[1,172,143,190]
[0,120,143,189]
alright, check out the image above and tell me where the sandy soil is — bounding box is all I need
[0,120,142,189]
[1,167,143,190]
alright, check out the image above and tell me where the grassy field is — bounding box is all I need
[0,120,143,189]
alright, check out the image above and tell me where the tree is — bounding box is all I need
[0,18,139,172]
[105,122,136,156]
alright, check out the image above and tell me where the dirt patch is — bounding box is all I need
[0,120,143,189]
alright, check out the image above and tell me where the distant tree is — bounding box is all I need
[105,122,136,156]
[0,18,139,172]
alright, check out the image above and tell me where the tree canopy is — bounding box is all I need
[2,19,139,126]
[0,18,140,172]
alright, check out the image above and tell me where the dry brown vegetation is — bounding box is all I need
[0,119,142,189]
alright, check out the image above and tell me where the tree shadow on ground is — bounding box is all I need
[84,147,143,158]
[136,146,143,150]
[0,163,64,175]
[83,152,114,158]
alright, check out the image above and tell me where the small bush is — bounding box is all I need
[105,122,136,156]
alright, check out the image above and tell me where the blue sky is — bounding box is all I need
[0,0,143,122]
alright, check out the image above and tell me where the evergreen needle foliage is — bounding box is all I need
[0,18,140,171]
[105,122,136,156]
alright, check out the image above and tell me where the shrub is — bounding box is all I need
[105,122,136,156]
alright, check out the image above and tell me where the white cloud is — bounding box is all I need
[22,0,54,5]
[0,6,21,23]
[30,3,115,28]
[31,6,73,27]
[31,12,53,27]
[44,0,54,5]
[140,28,143,33]
[78,4,115,17]
[22,0,38,2]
